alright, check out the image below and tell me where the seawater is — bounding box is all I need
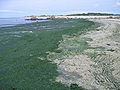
[0,17,47,27]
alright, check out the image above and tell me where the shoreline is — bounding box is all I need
[0,18,50,27]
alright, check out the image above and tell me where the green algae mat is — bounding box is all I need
[0,19,96,89]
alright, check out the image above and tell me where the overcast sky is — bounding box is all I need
[0,0,120,17]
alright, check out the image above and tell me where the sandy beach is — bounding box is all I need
[48,19,120,90]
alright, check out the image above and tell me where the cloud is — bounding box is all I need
[0,10,25,13]
[116,2,120,6]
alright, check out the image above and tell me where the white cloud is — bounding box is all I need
[116,2,120,6]
[0,10,25,13]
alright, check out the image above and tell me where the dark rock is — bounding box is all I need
[107,44,110,46]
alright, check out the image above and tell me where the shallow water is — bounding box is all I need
[0,18,48,27]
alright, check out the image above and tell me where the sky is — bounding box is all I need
[0,0,120,17]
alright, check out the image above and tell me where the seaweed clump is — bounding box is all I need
[70,83,85,90]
